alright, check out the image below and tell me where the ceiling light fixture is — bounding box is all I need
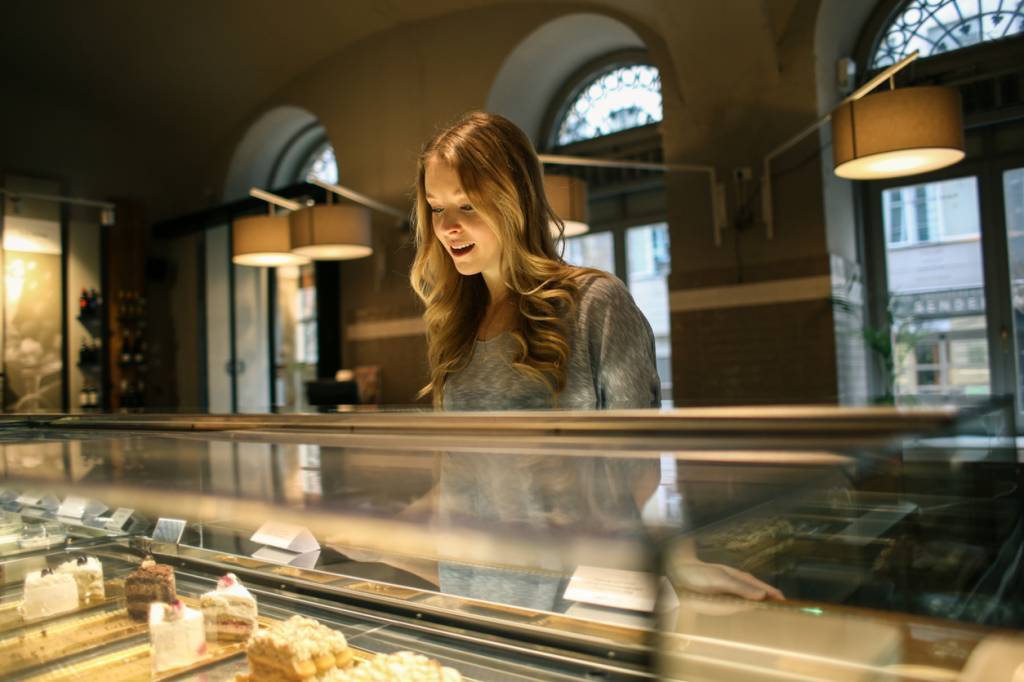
[762,50,964,238]
[232,190,311,267]
[544,174,589,238]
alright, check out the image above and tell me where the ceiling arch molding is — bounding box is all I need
[222,104,326,202]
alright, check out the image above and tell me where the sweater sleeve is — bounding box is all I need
[580,275,662,409]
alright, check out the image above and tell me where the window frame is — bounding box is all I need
[540,49,663,151]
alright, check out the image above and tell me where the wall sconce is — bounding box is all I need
[762,50,965,238]
[831,85,964,179]
[544,174,589,238]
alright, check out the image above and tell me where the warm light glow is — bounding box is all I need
[291,244,374,260]
[232,252,311,267]
[549,219,589,238]
[835,148,965,180]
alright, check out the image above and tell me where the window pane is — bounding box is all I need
[1004,167,1024,409]
[564,231,614,273]
[884,176,989,402]
[627,223,672,406]
[872,0,1024,68]
[555,65,662,145]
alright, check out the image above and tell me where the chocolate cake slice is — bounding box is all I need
[125,556,176,621]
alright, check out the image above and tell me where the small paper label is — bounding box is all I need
[251,521,320,553]
[105,507,135,532]
[16,491,43,507]
[152,518,187,544]
[58,496,88,519]
[564,566,659,612]
[251,546,321,568]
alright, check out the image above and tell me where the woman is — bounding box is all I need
[408,111,782,606]
[411,111,658,411]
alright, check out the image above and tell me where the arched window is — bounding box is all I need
[871,0,1024,68]
[552,64,662,146]
[299,141,338,185]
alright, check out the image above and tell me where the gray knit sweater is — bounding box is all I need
[443,273,661,411]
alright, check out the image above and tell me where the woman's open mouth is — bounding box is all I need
[450,242,475,257]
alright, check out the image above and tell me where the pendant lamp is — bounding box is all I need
[289,203,373,260]
[233,215,311,266]
[832,86,964,180]
[544,174,589,238]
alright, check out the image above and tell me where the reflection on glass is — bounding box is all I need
[274,264,317,411]
[882,176,990,402]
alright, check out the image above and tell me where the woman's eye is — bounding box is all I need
[430,206,444,215]
[460,205,474,212]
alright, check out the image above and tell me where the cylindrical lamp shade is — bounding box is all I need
[232,215,311,267]
[545,174,589,238]
[289,204,373,260]
[832,86,964,180]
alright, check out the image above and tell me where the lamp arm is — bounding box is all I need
[760,50,920,239]
[248,188,303,212]
[540,153,728,247]
[308,177,406,219]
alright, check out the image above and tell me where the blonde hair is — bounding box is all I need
[410,111,601,406]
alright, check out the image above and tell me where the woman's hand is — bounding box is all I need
[669,558,784,601]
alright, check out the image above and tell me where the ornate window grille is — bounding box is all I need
[554,64,662,146]
[872,0,1024,68]
[300,142,338,185]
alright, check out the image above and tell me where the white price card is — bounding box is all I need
[153,518,187,544]
[105,507,136,532]
[251,521,320,553]
[563,566,659,612]
[58,496,107,520]
[251,546,321,568]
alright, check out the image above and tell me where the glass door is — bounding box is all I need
[878,175,991,403]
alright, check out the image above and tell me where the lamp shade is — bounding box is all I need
[232,215,311,267]
[289,204,373,260]
[832,86,964,180]
[545,174,589,238]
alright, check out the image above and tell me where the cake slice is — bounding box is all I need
[57,555,105,604]
[247,615,352,680]
[149,600,207,673]
[125,556,176,621]
[200,572,258,642]
[21,568,79,620]
[317,651,463,681]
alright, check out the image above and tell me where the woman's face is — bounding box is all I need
[425,156,501,282]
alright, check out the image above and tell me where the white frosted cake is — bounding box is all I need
[21,568,80,620]
[149,600,207,673]
[57,555,105,604]
[200,572,258,642]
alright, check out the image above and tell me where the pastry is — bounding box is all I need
[200,572,257,642]
[56,555,105,604]
[149,600,207,673]
[125,556,176,621]
[318,651,462,681]
[247,615,352,680]
[21,568,79,620]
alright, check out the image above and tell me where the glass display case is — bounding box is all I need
[0,405,1021,680]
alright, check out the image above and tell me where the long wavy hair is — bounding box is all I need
[410,111,600,407]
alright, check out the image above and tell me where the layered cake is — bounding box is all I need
[247,615,352,679]
[21,568,79,620]
[149,600,207,673]
[57,555,105,604]
[319,652,463,681]
[125,556,176,621]
[200,572,258,642]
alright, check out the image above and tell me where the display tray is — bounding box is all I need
[1,590,400,682]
